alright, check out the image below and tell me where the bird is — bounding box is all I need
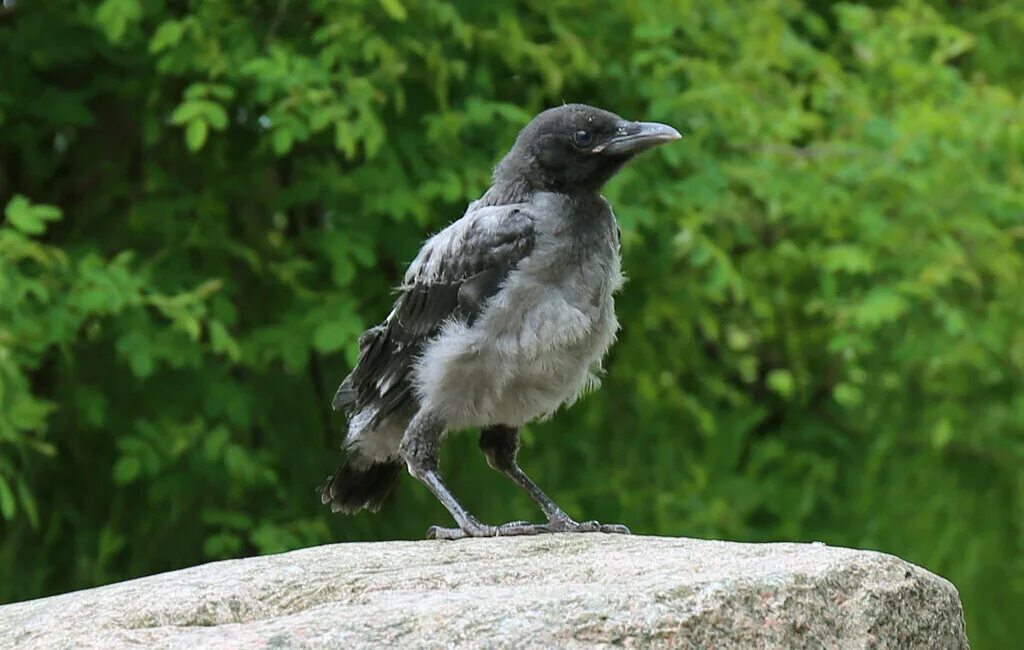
[321,103,681,540]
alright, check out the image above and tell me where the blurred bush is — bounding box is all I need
[1,1,1021,646]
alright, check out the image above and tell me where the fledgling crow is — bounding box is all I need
[322,104,680,539]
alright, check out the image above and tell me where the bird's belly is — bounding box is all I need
[412,275,620,429]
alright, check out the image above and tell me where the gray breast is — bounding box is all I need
[412,192,623,430]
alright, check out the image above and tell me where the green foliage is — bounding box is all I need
[1,1,1022,646]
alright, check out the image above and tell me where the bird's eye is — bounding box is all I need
[573,130,593,147]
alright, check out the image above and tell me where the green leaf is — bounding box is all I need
[112,456,141,484]
[172,100,228,131]
[205,85,236,102]
[330,256,355,286]
[313,321,351,353]
[95,0,142,42]
[850,289,908,329]
[766,369,795,399]
[205,105,229,130]
[833,383,863,408]
[5,195,63,235]
[209,320,241,361]
[116,330,156,378]
[378,0,408,21]
[272,128,293,155]
[186,120,208,152]
[9,395,56,429]
[334,122,356,157]
[149,20,185,53]
[823,245,874,275]
[931,418,954,450]
[17,479,39,528]
[0,476,15,520]
[170,101,204,125]
[725,326,752,351]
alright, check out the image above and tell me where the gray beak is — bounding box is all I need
[598,121,682,156]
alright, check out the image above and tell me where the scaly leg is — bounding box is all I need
[399,411,547,540]
[472,425,630,536]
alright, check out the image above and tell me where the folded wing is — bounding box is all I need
[332,202,536,429]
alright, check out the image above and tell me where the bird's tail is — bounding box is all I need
[320,451,402,514]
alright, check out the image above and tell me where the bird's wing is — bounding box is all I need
[332,202,536,427]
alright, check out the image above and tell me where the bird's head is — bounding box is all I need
[495,104,681,193]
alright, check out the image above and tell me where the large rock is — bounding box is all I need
[0,535,968,648]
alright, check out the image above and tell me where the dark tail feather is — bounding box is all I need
[320,453,402,514]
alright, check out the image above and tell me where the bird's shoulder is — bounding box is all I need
[402,200,537,288]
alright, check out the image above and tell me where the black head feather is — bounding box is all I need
[494,104,680,194]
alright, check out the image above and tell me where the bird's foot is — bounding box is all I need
[426,520,547,540]
[543,516,631,535]
[426,517,630,540]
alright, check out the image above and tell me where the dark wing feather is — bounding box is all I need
[458,266,507,325]
[332,204,535,426]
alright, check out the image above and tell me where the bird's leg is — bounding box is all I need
[400,410,546,540]
[478,425,630,535]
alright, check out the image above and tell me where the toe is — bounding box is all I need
[544,516,576,533]
[500,520,533,528]
[426,525,468,540]
[496,522,549,536]
[599,523,631,535]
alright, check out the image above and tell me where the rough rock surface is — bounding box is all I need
[0,535,968,649]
